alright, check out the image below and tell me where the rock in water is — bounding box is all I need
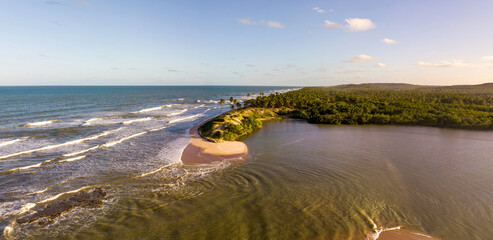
[16,188,107,224]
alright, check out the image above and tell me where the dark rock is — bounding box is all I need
[16,188,106,224]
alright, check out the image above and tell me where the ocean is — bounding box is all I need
[2,87,493,240]
[0,86,296,239]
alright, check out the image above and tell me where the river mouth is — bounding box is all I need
[5,119,493,239]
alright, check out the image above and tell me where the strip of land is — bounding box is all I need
[180,124,248,165]
[181,108,281,165]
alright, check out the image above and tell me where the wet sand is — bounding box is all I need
[181,124,248,165]
[377,229,438,240]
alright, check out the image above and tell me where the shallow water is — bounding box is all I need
[75,120,493,240]
[2,92,493,239]
[0,86,297,239]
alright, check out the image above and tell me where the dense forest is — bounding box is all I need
[243,83,493,129]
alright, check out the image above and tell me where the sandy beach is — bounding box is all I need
[181,124,248,165]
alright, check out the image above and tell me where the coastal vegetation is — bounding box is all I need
[198,108,281,142]
[244,83,493,129]
[200,83,493,142]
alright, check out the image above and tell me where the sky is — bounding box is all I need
[1,0,493,86]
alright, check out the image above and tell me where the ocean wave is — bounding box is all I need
[168,114,203,124]
[83,117,103,126]
[0,127,121,160]
[122,117,152,125]
[0,138,25,148]
[167,109,188,116]
[23,120,56,127]
[58,155,86,163]
[102,131,147,147]
[0,157,59,174]
[194,104,206,109]
[27,187,50,195]
[133,106,163,113]
[63,146,100,157]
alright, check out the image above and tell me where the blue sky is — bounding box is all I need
[1,0,493,86]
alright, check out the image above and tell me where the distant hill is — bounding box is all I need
[330,83,493,91]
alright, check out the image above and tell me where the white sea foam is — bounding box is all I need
[0,138,23,148]
[194,104,206,109]
[27,187,50,195]
[148,126,167,132]
[139,163,174,177]
[3,225,13,237]
[364,215,402,240]
[122,117,152,125]
[133,106,163,113]
[0,128,121,160]
[24,120,56,127]
[169,114,202,124]
[58,155,86,163]
[176,98,185,101]
[168,109,187,116]
[63,146,100,157]
[83,117,103,126]
[1,157,60,174]
[38,186,92,204]
[103,132,147,147]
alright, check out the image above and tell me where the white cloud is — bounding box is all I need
[323,20,343,29]
[237,19,285,28]
[376,63,387,67]
[481,56,493,61]
[266,21,285,28]
[237,18,258,25]
[345,18,376,32]
[382,38,397,44]
[348,55,377,63]
[313,7,325,13]
[417,60,484,68]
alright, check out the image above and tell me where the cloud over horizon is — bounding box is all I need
[345,18,375,32]
[237,18,285,28]
[382,38,397,44]
[323,18,376,32]
[348,55,377,63]
[324,20,343,29]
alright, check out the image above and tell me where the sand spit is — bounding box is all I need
[181,124,248,165]
[377,229,438,240]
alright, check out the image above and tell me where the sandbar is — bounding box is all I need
[181,124,248,165]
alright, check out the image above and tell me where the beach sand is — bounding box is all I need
[377,229,438,240]
[181,124,248,165]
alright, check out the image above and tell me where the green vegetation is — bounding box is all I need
[243,83,493,130]
[199,108,281,142]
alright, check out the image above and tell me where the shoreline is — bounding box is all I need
[180,121,248,165]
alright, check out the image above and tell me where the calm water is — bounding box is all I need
[0,86,297,239]
[2,89,493,240]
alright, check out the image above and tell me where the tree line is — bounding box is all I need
[243,85,493,129]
